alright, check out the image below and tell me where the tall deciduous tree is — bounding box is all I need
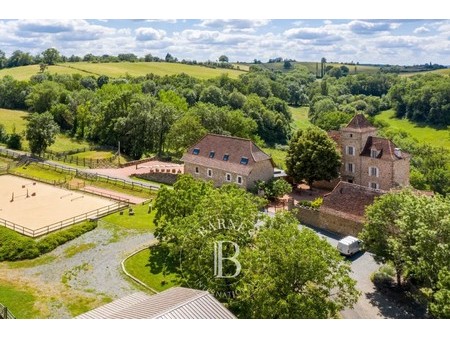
[286,127,341,187]
[41,48,61,65]
[166,114,207,157]
[25,112,59,154]
[232,212,359,318]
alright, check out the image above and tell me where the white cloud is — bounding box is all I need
[135,27,166,41]
[348,20,399,35]
[414,26,430,34]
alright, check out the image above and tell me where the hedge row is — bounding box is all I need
[0,221,97,261]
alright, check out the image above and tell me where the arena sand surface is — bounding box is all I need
[0,175,117,231]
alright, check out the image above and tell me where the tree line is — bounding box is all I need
[0,65,315,158]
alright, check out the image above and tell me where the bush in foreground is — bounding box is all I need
[0,221,97,261]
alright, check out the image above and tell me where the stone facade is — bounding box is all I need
[181,134,275,190]
[336,114,410,191]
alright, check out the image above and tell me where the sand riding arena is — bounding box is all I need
[0,175,128,237]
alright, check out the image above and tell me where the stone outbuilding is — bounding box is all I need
[181,133,275,189]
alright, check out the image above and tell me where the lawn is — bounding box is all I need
[262,147,287,170]
[374,109,450,149]
[0,62,247,81]
[10,162,73,183]
[290,106,313,130]
[102,203,156,232]
[47,135,91,153]
[0,282,39,318]
[0,108,28,133]
[123,245,180,292]
[71,150,129,166]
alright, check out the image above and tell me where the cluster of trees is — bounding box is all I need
[1,64,317,157]
[389,73,450,126]
[0,48,62,69]
[308,73,396,131]
[153,175,359,318]
[361,189,450,318]
[286,127,342,188]
[0,47,237,71]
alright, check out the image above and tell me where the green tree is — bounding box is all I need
[286,127,341,187]
[361,189,450,287]
[25,81,67,113]
[219,55,229,63]
[25,112,59,154]
[429,269,450,318]
[258,178,292,201]
[41,48,61,65]
[232,212,359,318]
[166,114,207,157]
[155,179,265,300]
[314,111,352,131]
[199,85,226,106]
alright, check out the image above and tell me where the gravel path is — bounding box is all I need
[16,224,154,318]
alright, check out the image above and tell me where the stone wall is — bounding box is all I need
[296,206,364,237]
[313,178,339,190]
[247,160,274,189]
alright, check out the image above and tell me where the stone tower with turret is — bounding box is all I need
[337,114,410,191]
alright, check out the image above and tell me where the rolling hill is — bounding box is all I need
[0,62,247,81]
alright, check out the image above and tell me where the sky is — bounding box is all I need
[0,18,449,65]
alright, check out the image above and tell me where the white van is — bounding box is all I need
[337,236,362,256]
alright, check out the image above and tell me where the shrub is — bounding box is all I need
[0,221,97,261]
[371,264,396,287]
[6,133,22,150]
[311,197,323,209]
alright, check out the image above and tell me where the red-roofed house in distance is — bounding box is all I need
[334,114,410,191]
[181,134,275,190]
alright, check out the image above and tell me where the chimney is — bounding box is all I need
[394,148,402,158]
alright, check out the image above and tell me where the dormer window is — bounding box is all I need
[371,149,378,158]
[192,148,200,155]
[240,157,249,165]
[209,151,215,158]
[223,154,229,161]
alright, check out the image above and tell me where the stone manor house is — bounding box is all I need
[329,113,410,191]
[181,133,275,189]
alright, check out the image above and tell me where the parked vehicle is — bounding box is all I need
[337,236,362,256]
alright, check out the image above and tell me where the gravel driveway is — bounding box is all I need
[303,224,417,318]
[3,224,154,318]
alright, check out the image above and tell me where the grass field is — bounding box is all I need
[374,110,450,149]
[48,134,91,153]
[290,106,312,130]
[102,204,156,232]
[0,108,28,133]
[0,282,39,318]
[0,62,247,81]
[242,61,380,75]
[124,245,179,292]
[10,163,73,182]
[400,68,450,77]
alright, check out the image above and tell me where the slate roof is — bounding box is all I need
[181,133,273,176]
[342,114,377,131]
[321,181,384,221]
[360,136,410,161]
[76,287,236,319]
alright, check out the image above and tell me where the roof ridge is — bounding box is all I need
[207,133,253,142]
[153,289,209,318]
